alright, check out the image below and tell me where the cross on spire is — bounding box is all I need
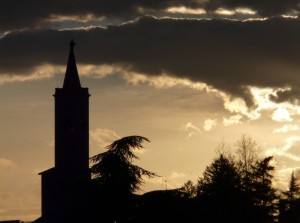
[70,39,76,52]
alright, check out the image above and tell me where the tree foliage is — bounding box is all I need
[90,135,158,195]
[89,136,158,222]
[197,154,242,199]
[180,180,197,198]
[87,134,287,223]
[279,171,300,223]
[251,156,279,222]
[196,135,278,223]
[284,171,300,201]
[196,154,245,222]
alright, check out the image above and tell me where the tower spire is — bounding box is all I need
[63,39,81,89]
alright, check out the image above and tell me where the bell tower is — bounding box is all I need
[54,40,90,176]
[36,40,91,223]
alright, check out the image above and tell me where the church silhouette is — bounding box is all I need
[30,41,187,223]
[33,40,91,223]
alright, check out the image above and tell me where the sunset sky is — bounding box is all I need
[3,0,300,221]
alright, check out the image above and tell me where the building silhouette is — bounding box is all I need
[34,40,91,223]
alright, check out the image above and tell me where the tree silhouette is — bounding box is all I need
[90,135,158,222]
[250,156,279,223]
[234,135,278,223]
[180,180,197,198]
[235,134,260,177]
[90,135,157,194]
[284,171,300,201]
[196,136,279,223]
[279,171,300,223]
[197,154,244,223]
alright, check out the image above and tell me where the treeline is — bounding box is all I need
[85,135,300,223]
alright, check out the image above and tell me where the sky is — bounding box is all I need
[2,0,300,221]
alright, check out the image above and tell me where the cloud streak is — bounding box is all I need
[273,124,300,133]
[90,128,120,148]
[265,136,300,161]
[204,0,300,17]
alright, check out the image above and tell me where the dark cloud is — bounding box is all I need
[1,16,300,104]
[0,0,203,31]
[3,0,300,32]
[269,89,300,104]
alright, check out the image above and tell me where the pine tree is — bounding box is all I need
[197,154,244,223]
[180,180,197,198]
[90,136,157,195]
[251,156,279,223]
[90,135,158,222]
[279,172,300,223]
[285,171,300,201]
[196,136,279,223]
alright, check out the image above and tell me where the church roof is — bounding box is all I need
[38,167,55,175]
[63,40,82,89]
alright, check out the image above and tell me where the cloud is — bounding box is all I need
[90,128,120,148]
[0,64,65,84]
[122,72,209,90]
[203,119,217,131]
[265,136,300,161]
[167,6,206,15]
[0,0,205,31]
[183,122,201,138]
[276,167,296,189]
[1,0,300,32]
[171,172,186,179]
[273,124,300,133]
[223,114,243,126]
[0,158,16,169]
[272,107,293,122]
[204,0,300,17]
[168,172,188,188]
[3,17,300,106]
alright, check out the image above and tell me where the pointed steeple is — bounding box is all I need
[63,40,81,89]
